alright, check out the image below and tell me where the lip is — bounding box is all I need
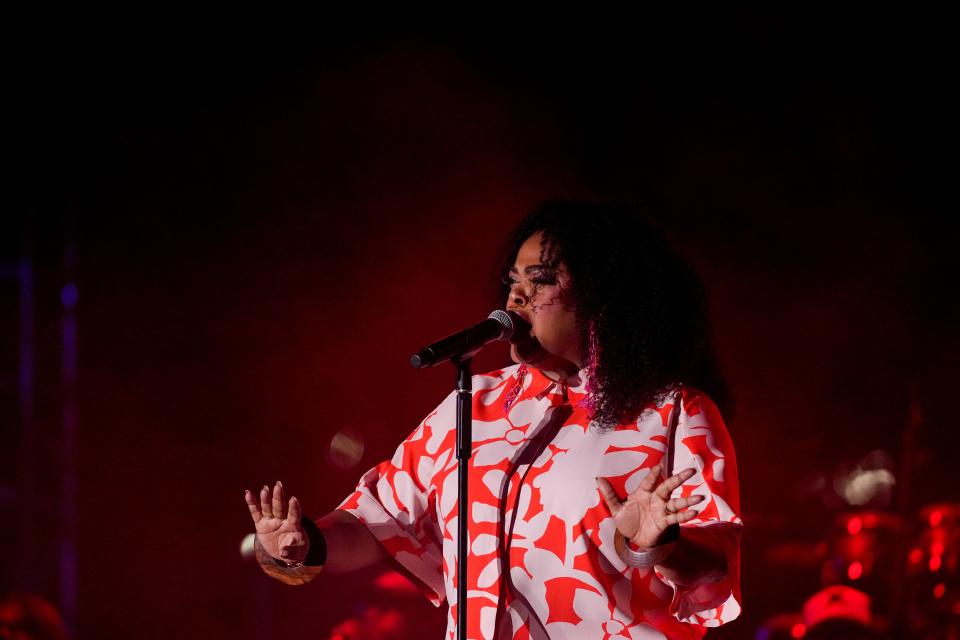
[507,309,531,324]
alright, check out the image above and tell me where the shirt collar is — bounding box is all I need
[524,364,590,399]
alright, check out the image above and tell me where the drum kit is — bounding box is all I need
[759,503,959,639]
[902,504,960,637]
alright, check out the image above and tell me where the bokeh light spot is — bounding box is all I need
[329,427,365,470]
[847,561,863,580]
[929,555,942,572]
[240,533,256,558]
[847,516,862,535]
[61,283,79,307]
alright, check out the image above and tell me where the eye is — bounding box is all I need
[527,268,558,286]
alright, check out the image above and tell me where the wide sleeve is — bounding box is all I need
[335,391,457,606]
[661,386,743,627]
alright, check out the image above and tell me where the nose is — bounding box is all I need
[507,284,529,310]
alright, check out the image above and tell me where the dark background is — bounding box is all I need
[3,11,958,639]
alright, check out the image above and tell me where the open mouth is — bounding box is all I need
[507,312,533,342]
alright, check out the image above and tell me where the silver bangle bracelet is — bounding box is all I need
[255,535,304,569]
[614,531,676,569]
[275,558,304,569]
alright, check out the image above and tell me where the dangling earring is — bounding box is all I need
[577,322,600,413]
[503,364,527,412]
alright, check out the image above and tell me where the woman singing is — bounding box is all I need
[244,201,742,639]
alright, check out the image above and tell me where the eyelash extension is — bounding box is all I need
[502,272,558,286]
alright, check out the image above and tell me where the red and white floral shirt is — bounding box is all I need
[338,364,742,639]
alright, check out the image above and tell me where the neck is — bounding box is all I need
[538,363,583,387]
[511,336,584,386]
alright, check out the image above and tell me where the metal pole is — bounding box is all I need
[455,358,472,640]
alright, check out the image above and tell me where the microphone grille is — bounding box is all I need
[487,309,515,339]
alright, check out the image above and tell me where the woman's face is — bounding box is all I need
[505,231,584,373]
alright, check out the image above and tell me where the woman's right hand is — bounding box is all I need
[244,481,309,565]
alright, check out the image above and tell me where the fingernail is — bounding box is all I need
[263,485,269,492]
[277,480,283,488]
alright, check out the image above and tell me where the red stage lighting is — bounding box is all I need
[847,561,863,580]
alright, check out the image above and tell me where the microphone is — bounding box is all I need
[409,310,530,369]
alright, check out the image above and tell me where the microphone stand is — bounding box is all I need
[453,356,472,640]
[410,311,527,638]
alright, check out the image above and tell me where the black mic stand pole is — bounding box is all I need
[453,356,472,640]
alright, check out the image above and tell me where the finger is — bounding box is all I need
[638,463,662,493]
[260,485,273,518]
[666,494,704,514]
[272,481,285,520]
[656,467,697,500]
[286,496,302,526]
[666,508,700,526]
[595,477,623,516]
[244,489,262,523]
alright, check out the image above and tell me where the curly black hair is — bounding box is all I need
[494,200,732,427]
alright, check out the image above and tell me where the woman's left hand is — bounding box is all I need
[596,463,704,550]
